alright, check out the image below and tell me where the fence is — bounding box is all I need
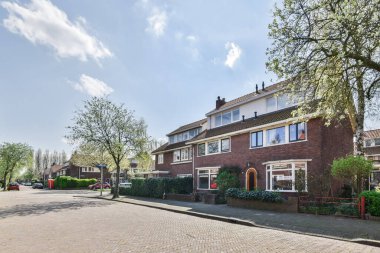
[298,196,362,218]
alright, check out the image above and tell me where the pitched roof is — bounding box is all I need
[189,106,297,142]
[206,81,287,115]
[151,141,190,154]
[167,118,207,136]
[364,129,380,139]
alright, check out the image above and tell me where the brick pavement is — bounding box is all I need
[0,189,379,252]
[96,194,380,242]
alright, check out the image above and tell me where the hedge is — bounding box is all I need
[359,191,380,216]
[54,176,97,189]
[225,188,284,203]
[114,177,193,198]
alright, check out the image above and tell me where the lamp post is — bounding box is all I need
[96,164,107,196]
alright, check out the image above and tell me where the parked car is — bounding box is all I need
[88,183,111,190]
[7,182,20,191]
[24,182,32,186]
[119,182,132,188]
[32,183,44,189]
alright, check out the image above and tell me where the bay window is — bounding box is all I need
[266,162,307,192]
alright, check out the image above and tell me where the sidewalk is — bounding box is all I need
[89,193,380,245]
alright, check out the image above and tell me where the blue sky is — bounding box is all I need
[0,0,377,155]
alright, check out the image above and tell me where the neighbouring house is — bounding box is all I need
[44,164,64,179]
[364,129,380,188]
[56,163,112,183]
[152,81,354,196]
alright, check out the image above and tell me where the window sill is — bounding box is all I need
[171,160,192,165]
[250,139,308,150]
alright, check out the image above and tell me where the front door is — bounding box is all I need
[246,168,257,191]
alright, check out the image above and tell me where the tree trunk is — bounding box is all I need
[3,172,8,190]
[354,73,365,157]
[113,164,120,199]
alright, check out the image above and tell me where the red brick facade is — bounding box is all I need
[155,117,353,196]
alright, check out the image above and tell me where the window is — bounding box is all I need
[266,96,276,112]
[267,127,285,145]
[198,143,205,156]
[207,140,219,154]
[375,138,380,146]
[198,168,219,189]
[232,109,240,121]
[221,138,230,152]
[158,154,164,164]
[189,148,193,159]
[169,128,201,144]
[215,108,240,127]
[169,136,174,144]
[266,162,307,192]
[173,150,181,162]
[181,148,189,160]
[251,131,263,148]
[215,115,222,127]
[277,94,288,109]
[289,122,306,142]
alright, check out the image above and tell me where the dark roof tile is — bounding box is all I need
[167,118,207,136]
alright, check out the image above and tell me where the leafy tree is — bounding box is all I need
[34,148,43,179]
[0,143,33,190]
[267,0,380,155]
[331,155,373,194]
[66,97,148,198]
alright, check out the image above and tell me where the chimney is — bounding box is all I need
[254,111,258,118]
[255,84,259,94]
[242,115,245,122]
[262,81,265,91]
[216,96,226,109]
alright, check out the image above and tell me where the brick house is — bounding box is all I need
[56,163,112,183]
[364,129,380,188]
[152,82,353,196]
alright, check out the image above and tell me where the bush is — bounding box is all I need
[225,188,284,203]
[116,177,193,198]
[359,191,380,216]
[54,176,96,189]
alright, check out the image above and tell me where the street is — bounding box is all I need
[0,187,379,253]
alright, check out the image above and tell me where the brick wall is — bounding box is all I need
[155,151,193,177]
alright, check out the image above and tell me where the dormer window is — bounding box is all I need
[215,109,240,127]
[266,94,290,112]
[168,127,201,144]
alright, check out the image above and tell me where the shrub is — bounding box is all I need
[54,176,96,189]
[359,191,380,216]
[225,188,284,203]
[332,155,373,194]
[117,177,193,198]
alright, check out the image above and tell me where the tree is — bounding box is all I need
[0,143,33,190]
[66,97,148,198]
[34,148,43,179]
[61,150,67,164]
[267,0,380,155]
[331,155,373,194]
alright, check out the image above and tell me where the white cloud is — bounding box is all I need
[146,7,167,37]
[224,42,242,68]
[1,0,112,63]
[72,74,114,97]
[186,35,198,43]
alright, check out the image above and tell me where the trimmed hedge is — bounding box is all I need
[115,177,193,198]
[225,188,284,203]
[359,191,380,216]
[54,176,97,189]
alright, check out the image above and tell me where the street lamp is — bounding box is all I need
[96,164,107,196]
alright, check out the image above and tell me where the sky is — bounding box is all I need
[0,0,378,156]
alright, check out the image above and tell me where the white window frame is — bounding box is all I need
[197,137,232,157]
[172,147,192,163]
[214,108,240,127]
[177,174,192,178]
[196,167,219,190]
[265,161,308,192]
[173,150,181,162]
[158,154,164,164]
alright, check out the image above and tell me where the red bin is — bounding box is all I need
[48,179,54,189]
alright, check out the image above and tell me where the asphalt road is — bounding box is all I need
[0,187,379,253]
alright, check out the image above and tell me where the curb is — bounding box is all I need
[77,195,380,248]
